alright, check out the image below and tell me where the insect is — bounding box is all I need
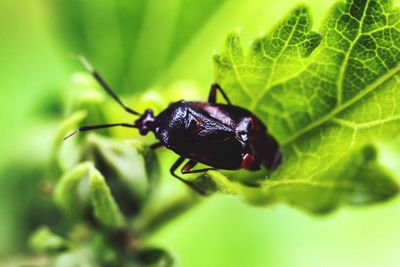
[65,56,282,194]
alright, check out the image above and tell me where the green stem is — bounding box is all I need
[132,192,201,238]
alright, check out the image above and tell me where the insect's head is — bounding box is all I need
[135,109,156,136]
[64,56,158,140]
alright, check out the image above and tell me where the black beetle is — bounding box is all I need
[65,56,282,194]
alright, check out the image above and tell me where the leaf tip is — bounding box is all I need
[226,29,241,44]
[292,3,309,13]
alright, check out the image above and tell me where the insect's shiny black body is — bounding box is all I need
[154,101,280,171]
[66,56,282,195]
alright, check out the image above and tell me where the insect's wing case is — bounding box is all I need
[155,102,243,170]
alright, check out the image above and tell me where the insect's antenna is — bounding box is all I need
[64,123,137,140]
[76,55,140,116]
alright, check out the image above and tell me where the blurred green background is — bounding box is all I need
[1,0,400,266]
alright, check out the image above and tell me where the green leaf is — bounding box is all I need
[54,162,125,227]
[54,162,92,216]
[129,139,161,192]
[207,144,398,213]
[88,164,125,228]
[214,0,400,212]
[53,110,87,172]
[136,248,174,267]
[52,247,98,267]
[86,135,150,199]
[84,135,162,217]
[53,0,226,91]
[29,226,69,253]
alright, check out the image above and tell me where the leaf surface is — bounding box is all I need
[213,0,400,212]
[54,162,125,227]
[89,164,125,228]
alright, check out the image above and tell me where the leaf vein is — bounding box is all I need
[282,64,400,145]
[250,13,302,110]
[337,0,371,105]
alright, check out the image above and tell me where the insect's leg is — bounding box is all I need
[208,83,232,105]
[77,55,140,116]
[181,160,216,174]
[64,123,136,140]
[170,157,207,195]
[270,150,282,170]
[150,142,163,150]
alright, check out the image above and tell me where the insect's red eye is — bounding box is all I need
[241,153,260,171]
